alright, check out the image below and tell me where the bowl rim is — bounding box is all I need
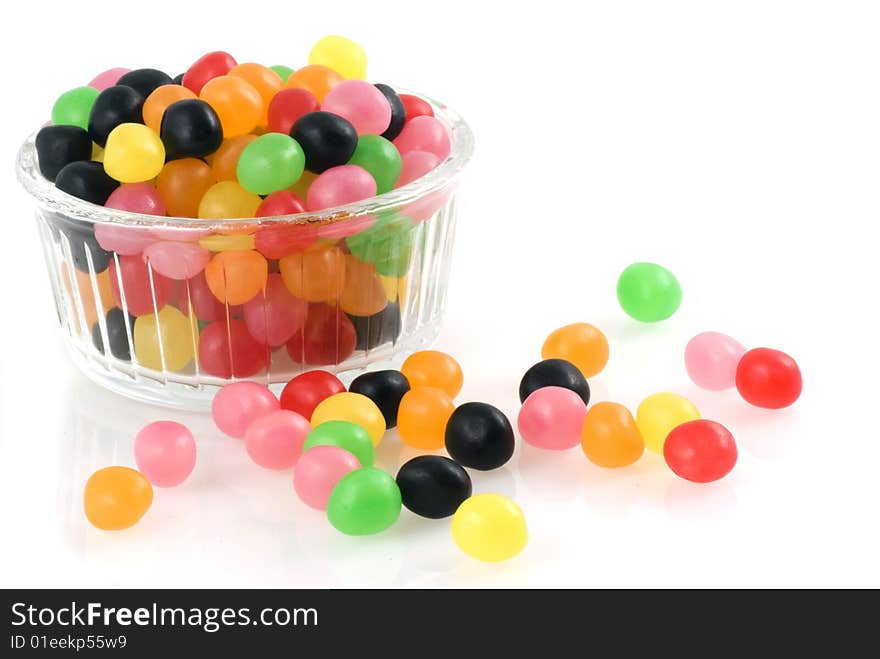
[16,88,473,229]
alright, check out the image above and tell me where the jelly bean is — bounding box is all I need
[398,386,455,450]
[287,303,357,365]
[270,65,295,83]
[279,246,346,302]
[401,350,463,398]
[143,241,210,280]
[52,86,100,130]
[685,331,747,391]
[95,223,154,259]
[396,150,441,188]
[291,111,358,173]
[294,445,361,510]
[105,182,165,215]
[134,421,196,487]
[617,262,682,322]
[451,494,527,562]
[88,67,130,91]
[55,160,119,205]
[243,273,307,346]
[394,116,451,160]
[309,35,367,80]
[198,181,262,219]
[104,123,165,183]
[311,392,386,446]
[203,249,267,305]
[91,307,134,360]
[636,392,700,454]
[183,271,227,321]
[172,73,184,85]
[340,255,387,317]
[326,468,401,535]
[303,420,375,468]
[345,213,413,277]
[199,319,269,378]
[580,402,644,468]
[133,305,196,371]
[255,191,307,218]
[280,370,345,419]
[116,68,173,98]
[664,419,737,483]
[348,301,402,351]
[254,224,317,260]
[380,275,408,304]
[347,135,402,193]
[289,169,318,201]
[182,51,237,95]
[200,75,263,138]
[212,381,279,438]
[286,65,344,102]
[517,386,587,450]
[374,84,406,141]
[228,63,283,123]
[35,125,92,182]
[446,402,515,471]
[88,85,144,147]
[735,347,802,409]
[67,264,114,327]
[348,370,410,428]
[519,358,590,405]
[198,233,256,252]
[160,99,224,160]
[399,94,434,121]
[236,133,306,195]
[109,253,173,316]
[244,409,311,470]
[396,455,471,519]
[541,323,609,379]
[156,158,213,217]
[57,219,112,274]
[322,80,392,135]
[142,84,197,133]
[83,466,153,530]
[266,88,320,135]
[208,134,257,182]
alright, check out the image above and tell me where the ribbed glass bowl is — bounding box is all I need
[16,93,473,409]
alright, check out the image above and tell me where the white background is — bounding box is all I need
[1,0,878,588]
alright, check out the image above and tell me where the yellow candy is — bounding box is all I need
[380,275,408,304]
[198,181,262,219]
[451,494,528,562]
[134,306,197,371]
[198,233,256,252]
[103,123,165,183]
[91,143,104,162]
[636,392,700,454]
[311,392,386,446]
[308,35,368,80]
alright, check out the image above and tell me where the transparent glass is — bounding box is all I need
[17,94,473,409]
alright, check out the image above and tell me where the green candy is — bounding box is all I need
[616,262,682,322]
[303,420,374,467]
[270,65,295,83]
[346,213,414,278]
[347,135,402,194]
[51,86,100,130]
[236,133,305,195]
[326,468,401,536]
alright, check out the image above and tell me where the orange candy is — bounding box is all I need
[288,169,318,200]
[397,387,455,450]
[156,158,213,217]
[341,255,387,316]
[200,75,263,137]
[208,135,258,182]
[62,264,113,331]
[204,250,268,305]
[279,245,346,302]
[83,466,153,530]
[542,323,610,378]
[285,65,343,102]
[580,402,645,468]
[142,84,197,133]
[228,63,283,124]
[401,350,463,398]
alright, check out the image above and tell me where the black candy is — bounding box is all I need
[160,99,224,160]
[91,308,135,361]
[55,160,119,206]
[34,125,92,182]
[88,85,145,147]
[445,402,515,471]
[519,359,590,405]
[375,83,405,141]
[116,68,173,98]
[172,73,184,85]
[349,370,410,428]
[347,302,402,351]
[396,456,472,519]
[51,215,112,273]
[291,111,358,173]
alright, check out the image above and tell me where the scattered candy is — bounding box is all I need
[519,358,590,405]
[244,410,311,470]
[134,421,196,487]
[735,347,802,409]
[450,494,528,562]
[294,445,361,510]
[617,262,682,322]
[83,466,153,530]
[517,386,586,450]
[303,420,375,468]
[636,392,700,454]
[348,370,410,428]
[396,456,472,519]
[685,331,747,390]
[326,467,401,535]
[212,382,279,438]
[541,322,609,378]
[280,370,346,420]
[580,402,645,468]
[397,386,455,450]
[664,420,737,483]
[401,350,463,398]
[311,392,386,446]
[445,402,515,471]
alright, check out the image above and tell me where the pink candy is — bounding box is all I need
[212,381,280,438]
[394,116,451,161]
[321,80,392,135]
[94,224,156,255]
[517,386,587,450]
[143,241,211,280]
[243,273,307,347]
[244,410,311,470]
[396,150,442,188]
[685,331,747,391]
[293,445,361,510]
[307,165,377,211]
[88,67,131,91]
[134,420,196,487]
[98,184,166,254]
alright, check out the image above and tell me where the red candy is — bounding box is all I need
[254,222,319,258]
[198,319,269,378]
[286,303,356,365]
[267,88,320,135]
[182,51,238,94]
[400,94,434,121]
[735,348,802,409]
[280,370,346,419]
[109,254,173,316]
[663,420,738,483]
[255,191,306,218]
